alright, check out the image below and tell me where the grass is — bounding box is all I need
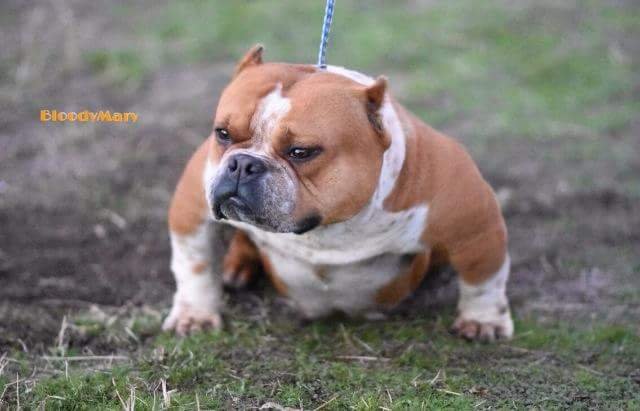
[102,0,640,195]
[4,310,639,409]
[84,49,148,88]
[133,0,638,143]
[80,0,639,145]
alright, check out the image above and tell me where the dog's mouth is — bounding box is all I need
[215,197,254,222]
[211,178,318,234]
[215,197,280,232]
[292,214,321,234]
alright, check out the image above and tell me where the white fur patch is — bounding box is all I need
[250,84,290,146]
[326,66,376,86]
[166,225,221,314]
[457,254,513,337]
[238,203,426,265]
[261,249,412,318]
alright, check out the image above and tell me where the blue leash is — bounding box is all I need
[317,0,335,69]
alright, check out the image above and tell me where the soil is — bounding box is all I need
[1,0,639,358]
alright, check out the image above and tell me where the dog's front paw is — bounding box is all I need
[450,312,513,343]
[162,300,222,336]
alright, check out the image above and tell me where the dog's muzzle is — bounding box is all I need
[212,153,268,222]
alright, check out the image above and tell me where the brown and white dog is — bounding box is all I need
[162,45,513,342]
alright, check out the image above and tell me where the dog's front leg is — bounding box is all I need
[162,222,223,335]
[162,140,223,335]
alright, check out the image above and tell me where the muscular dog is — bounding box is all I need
[162,45,513,342]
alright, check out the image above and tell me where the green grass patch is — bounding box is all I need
[135,0,639,141]
[84,49,148,88]
[6,313,639,408]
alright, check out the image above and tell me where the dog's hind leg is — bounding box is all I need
[448,226,513,343]
[222,230,262,289]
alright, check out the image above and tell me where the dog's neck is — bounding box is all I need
[324,66,406,208]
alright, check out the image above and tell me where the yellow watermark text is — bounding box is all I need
[40,110,138,123]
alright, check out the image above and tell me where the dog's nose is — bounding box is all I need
[227,154,267,183]
[212,154,268,220]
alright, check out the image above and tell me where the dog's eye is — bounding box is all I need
[215,128,231,143]
[288,147,319,161]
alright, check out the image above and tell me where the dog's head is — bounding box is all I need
[207,45,391,234]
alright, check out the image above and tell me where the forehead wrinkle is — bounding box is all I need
[250,83,291,148]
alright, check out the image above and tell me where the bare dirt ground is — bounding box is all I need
[1,0,639,353]
[0,0,639,407]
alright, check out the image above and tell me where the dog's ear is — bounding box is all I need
[366,76,387,111]
[234,44,264,77]
[364,76,389,144]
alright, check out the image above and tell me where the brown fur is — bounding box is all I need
[383,105,507,286]
[233,44,264,77]
[222,230,262,287]
[168,138,211,235]
[375,252,431,307]
[171,47,506,307]
[192,262,209,274]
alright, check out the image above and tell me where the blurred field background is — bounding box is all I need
[0,0,639,408]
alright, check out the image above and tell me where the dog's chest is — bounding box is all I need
[240,204,428,316]
[244,204,428,264]
[260,246,413,318]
